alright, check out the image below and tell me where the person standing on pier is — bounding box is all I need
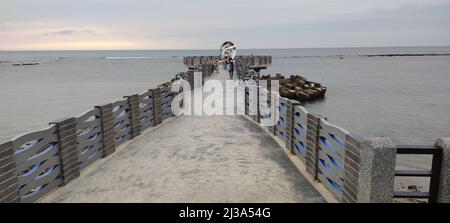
[229,59,235,79]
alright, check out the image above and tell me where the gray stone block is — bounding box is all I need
[435,138,450,203]
[358,137,396,203]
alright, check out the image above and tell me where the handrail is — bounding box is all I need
[394,145,443,203]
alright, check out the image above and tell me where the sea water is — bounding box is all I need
[1,47,449,148]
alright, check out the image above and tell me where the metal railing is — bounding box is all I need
[394,145,443,203]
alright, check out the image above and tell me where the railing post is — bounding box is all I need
[0,141,20,203]
[150,88,162,126]
[187,71,194,88]
[286,99,301,154]
[245,86,249,116]
[358,137,396,203]
[253,84,260,123]
[269,91,279,135]
[49,117,80,185]
[343,134,363,203]
[95,103,116,157]
[305,113,324,179]
[435,138,450,203]
[124,94,141,139]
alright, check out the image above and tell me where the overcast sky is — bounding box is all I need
[1,0,450,50]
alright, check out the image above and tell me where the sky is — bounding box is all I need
[1,0,450,50]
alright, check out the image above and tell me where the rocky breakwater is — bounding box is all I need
[261,74,327,102]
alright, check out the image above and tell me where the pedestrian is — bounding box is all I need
[229,59,234,79]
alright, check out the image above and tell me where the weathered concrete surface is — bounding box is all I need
[40,69,325,203]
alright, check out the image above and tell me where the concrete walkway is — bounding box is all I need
[40,69,325,203]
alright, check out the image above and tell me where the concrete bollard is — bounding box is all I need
[0,141,20,203]
[95,103,116,157]
[435,138,450,203]
[357,137,396,203]
[124,94,141,139]
[49,117,80,185]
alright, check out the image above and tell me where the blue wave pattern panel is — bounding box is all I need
[318,119,350,200]
[276,96,287,143]
[112,99,131,146]
[11,125,62,203]
[293,105,309,164]
[75,108,104,171]
[160,87,173,120]
[138,91,154,129]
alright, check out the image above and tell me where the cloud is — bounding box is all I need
[2,0,450,49]
[43,29,95,36]
[80,29,95,34]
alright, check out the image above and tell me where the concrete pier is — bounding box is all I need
[39,69,325,203]
[3,56,445,203]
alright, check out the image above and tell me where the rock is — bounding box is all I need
[22,62,40,66]
[261,74,327,102]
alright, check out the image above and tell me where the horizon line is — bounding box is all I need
[1,45,450,52]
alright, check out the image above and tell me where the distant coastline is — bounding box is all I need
[361,53,450,57]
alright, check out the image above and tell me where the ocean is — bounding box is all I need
[1,47,450,149]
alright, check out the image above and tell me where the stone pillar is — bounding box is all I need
[150,88,163,126]
[49,118,80,185]
[0,141,20,203]
[343,134,363,203]
[285,99,301,154]
[124,94,141,139]
[358,137,396,203]
[305,113,324,179]
[435,138,450,203]
[95,103,116,157]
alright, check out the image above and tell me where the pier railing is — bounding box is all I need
[246,82,450,203]
[0,69,198,203]
[394,145,443,203]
